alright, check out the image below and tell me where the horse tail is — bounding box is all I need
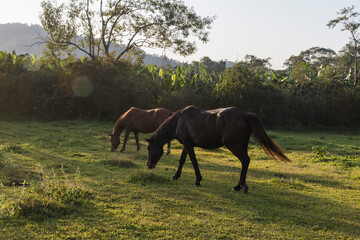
[245,113,290,162]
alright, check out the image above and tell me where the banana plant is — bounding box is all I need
[143,63,221,94]
[0,51,31,74]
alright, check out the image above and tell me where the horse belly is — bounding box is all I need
[132,118,158,133]
[134,126,157,133]
[191,130,223,149]
[196,141,223,149]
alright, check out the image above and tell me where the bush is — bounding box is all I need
[1,51,360,127]
[0,59,157,119]
[0,165,91,219]
[216,64,286,127]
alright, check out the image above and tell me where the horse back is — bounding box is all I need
[123,107,173,133]
[179,106,223,148]
[152,108,174,125]
[217,108,252,142]
[176,106,250,149]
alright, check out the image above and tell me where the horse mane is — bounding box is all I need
[150,111,180,145]
[112,118,123,136]
[112,109,132,136]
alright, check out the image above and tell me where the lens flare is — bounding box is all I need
[71,76,93,97]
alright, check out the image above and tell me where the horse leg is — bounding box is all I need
[134,131,140,151]
[184,144,202,186]
[226,144,250,193]
[120,128,131,152]
[173,148,187,180]
[166,141,171,155]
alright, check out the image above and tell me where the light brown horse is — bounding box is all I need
[110,107,173,153]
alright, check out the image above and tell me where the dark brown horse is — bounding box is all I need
[110,107,173,153]
[146,106,290,193]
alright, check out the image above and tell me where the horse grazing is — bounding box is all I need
[110,107,173,153]
[146,106,290,193]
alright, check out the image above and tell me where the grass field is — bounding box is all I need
[0,120,359,239]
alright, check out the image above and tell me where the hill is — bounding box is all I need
[0,23,46,56]
[0,23,183,67]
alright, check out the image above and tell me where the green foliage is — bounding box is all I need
[284,47,336,70]
[39,0,215,63]
[144,62,219,94]
[142,62,221,110]
[0,56,156,119]
[183,56,227,74]
[40,166,90,205]
[216,63,286,126]
[312,145,329,160]
[0,165,90,219]
[312,145,360,168]
[0,51,33,74]
[328,5,360,87]
[1,46,360,127]
[244,54,272,73]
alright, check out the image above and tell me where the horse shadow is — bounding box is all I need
[142,164,360,238]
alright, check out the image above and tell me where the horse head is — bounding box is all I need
[109,134,120,152]
[145,138,163,169]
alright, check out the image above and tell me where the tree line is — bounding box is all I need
[0,1,359,127]
[0,47,359,127]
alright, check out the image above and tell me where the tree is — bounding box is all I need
[244,54,271,68]
[283,47,336,85]
[328,5,360,87]
[183,56,226,74]
[40,0,215,63]
[240,54,272,74]
[200,57,226,73]
[284,47,336,70]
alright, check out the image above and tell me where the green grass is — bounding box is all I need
[0,120,359,239]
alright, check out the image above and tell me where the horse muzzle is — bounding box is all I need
[147,163,155,169]
[147,161,156,169]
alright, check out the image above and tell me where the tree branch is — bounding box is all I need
[49,36,94,60]
[115,22,159,62]
[86,0,95,57]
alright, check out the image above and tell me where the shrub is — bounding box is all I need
[312,145,329,161]
[216,63,286,127]
[311,145,360,168]
[0,165,91,219]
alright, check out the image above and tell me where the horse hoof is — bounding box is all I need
[194,183,201,187]
[241,185,249,194]
[172,175,179,180]
[233,185,249,193]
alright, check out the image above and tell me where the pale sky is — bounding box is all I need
[0,0,359,69]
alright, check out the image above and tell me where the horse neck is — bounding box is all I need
[152,112,178,146]
[112,117,125,136]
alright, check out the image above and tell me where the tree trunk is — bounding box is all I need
[354,40,358,87]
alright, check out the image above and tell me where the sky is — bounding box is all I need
[0,0,359,69]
